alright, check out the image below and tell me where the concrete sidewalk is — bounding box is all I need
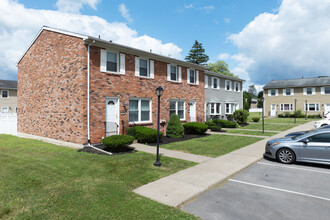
[133,121,315,207]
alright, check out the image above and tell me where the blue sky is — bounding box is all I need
[1,0,330,90]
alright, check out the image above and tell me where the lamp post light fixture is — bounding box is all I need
[154,86,164,167]
[262,97,265,134]
[294,99,297,124]
[305,100,307,120]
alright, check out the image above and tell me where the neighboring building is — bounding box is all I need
[263,76,330,117]
[0,80,17,114]
[204,71,244,121]
[250,98,258,109]
[17,26,207,145]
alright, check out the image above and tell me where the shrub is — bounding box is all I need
[183,122,208,135]
[166,114,184,138]
[283,112,291,118]
[126,126,163,143]
[233,109,249,124]
[205,120,216,128]
[212,119,238,128]
[210,125,222,132]
[278,114,284,118]
[102,135,135,152]
[252,117,260,122]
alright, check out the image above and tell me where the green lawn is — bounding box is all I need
[248,112,317,124]
[0,135,197,219]
[240,123,296,131]
[223,129,278,137]
[160,135,263,157]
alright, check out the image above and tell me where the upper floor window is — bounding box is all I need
[225,80,231,91]
[303,87,315,95]
[212,77,220,89]
[321,86,330,95]
[234,82,240,92]
[139,58,148,77]
[1,90,9,98]
[170,100,185,120]
[189,69,195,84]
[268,89,278,96]
[283,88,294,96]
[101,49,124,74]
[106,51,118,72]
[170,66,177,81]
[129,99,151,123]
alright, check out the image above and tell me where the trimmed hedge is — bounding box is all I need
[183,122,208,135]
[210,125,222,132]
[252,117,260,122]
[205,120,216,128]
[126,126,163,143]
[233,109,249,124]
[101,135,135,152]
[166,114,184,138]
[212,119,238,128]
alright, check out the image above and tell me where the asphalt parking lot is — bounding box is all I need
[182,159,330,220]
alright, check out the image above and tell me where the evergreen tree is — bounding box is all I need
[185,40,209,65]
[243,91,252,111]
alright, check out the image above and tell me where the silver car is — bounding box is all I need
[264,128,330,165]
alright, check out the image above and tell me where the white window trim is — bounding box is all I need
[280,103,293,111]
[170,99,186,120]
[234,82,240,92]
[211,77,220,90]
[303,87,316,95]
[225,80,232,91]
[282,88,294,96]
[102,50,120,74]
[1,90,9,98]
[168,64,179,82]
[187,69,199,85]
[137,57,150,78]
[209,102,221,115]
[1,107,9,113]
[305,103,320,112]
[128,98,152,124]
[268,89,278,96]
[321,86,330,95]
[225,103,237,114]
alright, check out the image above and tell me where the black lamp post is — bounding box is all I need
[154,86,164,167]
[294,99,297,124]
[305,100,307,120]
[262,97,264,134]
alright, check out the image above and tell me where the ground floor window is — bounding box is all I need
[225,103,237,114]
[1,107,8,113]
[305,103,320,112]
[170,100,185,119]
[129,99,151,123]
[280,104,293,111]
[210,103,221,115]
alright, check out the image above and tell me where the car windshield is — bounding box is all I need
[291,129,315,140]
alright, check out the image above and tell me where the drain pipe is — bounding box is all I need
[87,40,95,146]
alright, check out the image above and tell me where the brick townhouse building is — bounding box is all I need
[17,26,208,146]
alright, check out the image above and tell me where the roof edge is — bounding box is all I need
[205,70,245,82]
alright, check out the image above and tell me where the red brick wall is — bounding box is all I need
[89,47,205,143]
[17,30,88,144]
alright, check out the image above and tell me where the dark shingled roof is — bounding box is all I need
[263,76,330,89]
[0,80,17,89]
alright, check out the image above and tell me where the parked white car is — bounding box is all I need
[314,119,330,128]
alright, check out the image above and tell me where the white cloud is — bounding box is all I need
[229,0,330,86]
[119,3,133,23]
[199,5,215,13]
[184,4,193,9]
[0,0,182,80]
[217,53,230,60]
[56,0,100,14]
[224,18,230,24]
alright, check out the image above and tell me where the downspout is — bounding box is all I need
[87,40,95,146]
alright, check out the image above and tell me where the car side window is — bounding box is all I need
[308,133,330,143]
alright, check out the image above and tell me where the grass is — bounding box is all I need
[223,129,278,137]
[160,135,263,158]
[0,135,197,219]
[248,112,318,124]
[240,123,296,131]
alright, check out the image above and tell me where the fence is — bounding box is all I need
[0,114,17,135]
[249,108,262,113]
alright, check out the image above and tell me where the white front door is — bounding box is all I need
[189,101,196,122]
[106,97,119,136]
[324,104,330,116]
[270,104,277,116]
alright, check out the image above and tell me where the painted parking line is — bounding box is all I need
[258,162,330,175]
[229,179,330,202]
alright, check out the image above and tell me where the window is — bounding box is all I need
[225,80,231,91]
[210,103,221,115]
[305,103,320,112]
[1,90,9,98]
[170,65,177,81]
[280,104,293,111]
[170,100,185,120]
[189,69,195,84]
[283,88,294,96]
[212,77,219,89]
[268,89,278,96]
[304,87,315,95]
[129,99,151,123]
[106,51,118,72]
[325,87,330,94]
[1,107,8,113]
[234,82,240,92]
[308,133,330,143]
[139,59,148,77]
[225,103,237,114]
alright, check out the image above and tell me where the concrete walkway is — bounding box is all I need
[207,131,267,138]
[133,121,315,207]
[224,128,281,132]
[132,143,212,163]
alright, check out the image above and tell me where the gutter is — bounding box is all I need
[87,40,95,146]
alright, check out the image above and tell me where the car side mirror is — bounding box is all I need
[302,139,309,144]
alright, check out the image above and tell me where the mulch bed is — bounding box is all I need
[78,143,136,155]
[148,134,210,146]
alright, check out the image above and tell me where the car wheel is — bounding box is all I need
[277,148,295,164]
